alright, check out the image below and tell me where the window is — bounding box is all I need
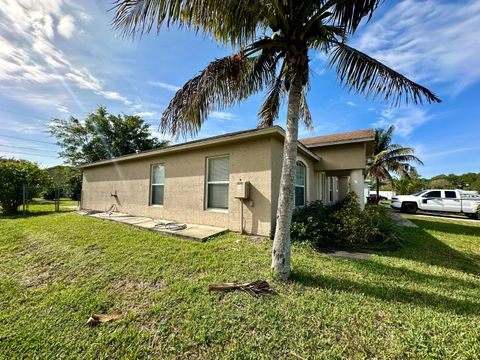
[445,191,457,198]
[328,177,334,203]
[423,191,441,198]
[151,164,165,205]
[317,172,325,201]
[295,161,306,207]
[206,156,229,209]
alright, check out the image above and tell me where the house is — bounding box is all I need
[80,126,374,237]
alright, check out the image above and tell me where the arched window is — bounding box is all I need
[295,161,306,207]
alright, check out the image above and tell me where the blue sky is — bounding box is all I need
[0,0,479,178]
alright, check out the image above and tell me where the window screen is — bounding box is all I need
[207,156,229,209]
[295,161,306,207]
[151,164,165,205]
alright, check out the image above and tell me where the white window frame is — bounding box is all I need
[328,176,334,203]
[317,172,325,201]
[294,161,306,207]
[205,155,230,211]
[150,163,165,206]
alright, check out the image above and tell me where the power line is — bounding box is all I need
[0,150,59,158]
[0,144,58,154]
[0,134,56,145]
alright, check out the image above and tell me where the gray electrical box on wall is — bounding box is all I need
[235,181,250,199]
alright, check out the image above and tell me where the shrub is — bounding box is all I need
[291,192,402,248]
[0,158,52,214]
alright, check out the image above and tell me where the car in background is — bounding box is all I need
[391,189,480,219]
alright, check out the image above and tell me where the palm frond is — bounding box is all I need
[299,87,314,132]
[161,51,276,137]
[374,125,394,153]
[330,0,381,33]
[112,0,265,46]
[329,43,442,106]
[258,74,284,128]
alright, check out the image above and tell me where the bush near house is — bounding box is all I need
[0,158,52,214]
[291,192,402,247]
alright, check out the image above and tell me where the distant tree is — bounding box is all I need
[428,178,453,189]
[49,106,169,166]
[0,158,52,214]
[394,169,427,195]
[43,166,83,200]
[367,126,423,198]
[427,173,480,190]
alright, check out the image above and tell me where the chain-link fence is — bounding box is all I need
[20,184,80,214]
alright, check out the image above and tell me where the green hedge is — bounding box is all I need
[291,192,402,248]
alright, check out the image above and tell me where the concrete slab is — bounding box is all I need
[85,212,227,241]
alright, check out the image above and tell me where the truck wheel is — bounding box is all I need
[401,202,417,214]
[467,212,479,220]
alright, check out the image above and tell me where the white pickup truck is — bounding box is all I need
[391,189,480,219]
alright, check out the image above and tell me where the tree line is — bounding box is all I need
[381,170,480,195]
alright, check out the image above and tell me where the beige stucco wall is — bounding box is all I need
[82,137,273,236]
[82,132,370,237]
[270,138,317,236]
[311,142,368,171]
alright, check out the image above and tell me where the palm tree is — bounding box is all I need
[112,0,440,280]
[368,125,424,199]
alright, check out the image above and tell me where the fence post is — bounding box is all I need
[55,188,60,212]
[22,184,26,215]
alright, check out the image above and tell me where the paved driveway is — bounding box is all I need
[403,211,479,223]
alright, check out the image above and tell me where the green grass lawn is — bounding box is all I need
[1,210,479,358]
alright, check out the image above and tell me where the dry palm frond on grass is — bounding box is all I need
[86,311,123,326]
[208,280,273,297]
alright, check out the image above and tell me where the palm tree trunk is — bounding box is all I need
[271,69,303,281]
[376,177,380,199]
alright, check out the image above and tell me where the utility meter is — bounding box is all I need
[235,181,250,199]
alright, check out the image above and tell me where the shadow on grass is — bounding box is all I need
[291,266,480,316]
[0,210,74,219]
[410,218,480,236]
[390,220,480,276]
[292,218,480,315]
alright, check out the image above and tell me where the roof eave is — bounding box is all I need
[304,137,375,148]
[79,126,319,169]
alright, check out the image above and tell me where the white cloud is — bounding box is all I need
[99,91,131,105]
[149,81,181,92]
[57,105,69,113]
[354,0,480,94]
[57,15,75,38]
[135,111,157,118]
[373,107,431,137]
[209,111,236,121]
[346,101,356,107]
[0,0,130,110]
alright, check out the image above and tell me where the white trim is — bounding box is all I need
[316,172,325,201]
[295,160,307,207]
[150,163,165,206]
[205,155,230,211]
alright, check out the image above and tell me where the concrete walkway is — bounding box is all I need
[84,211,227,241]
[407,212,480,223]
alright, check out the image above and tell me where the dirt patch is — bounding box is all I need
[317,248,372,260]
